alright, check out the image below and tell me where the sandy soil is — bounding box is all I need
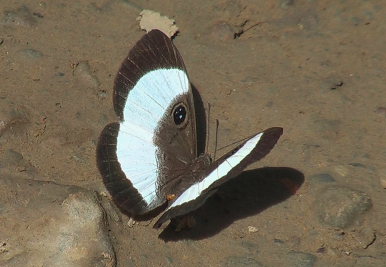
[1,0,386,266]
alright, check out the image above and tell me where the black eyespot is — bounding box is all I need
[173,104,186,125]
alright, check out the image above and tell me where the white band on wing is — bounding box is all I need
[168,132,264,209]
[116,68,189,205]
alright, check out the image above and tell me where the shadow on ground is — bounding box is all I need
[159,167,304,241]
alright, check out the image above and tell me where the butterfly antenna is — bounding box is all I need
[213,119,220,161]
[217,132,257,152]
[205,103,211,154]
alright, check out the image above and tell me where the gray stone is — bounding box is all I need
[315,186,372,228]
[1,6,37,27]
[309,173,336,184]
[224,256,263,266]
[18,48,43,59]
[0,176,115,267]
[281,0,295,9]
[286,251,316,267]
[3,149,24,165]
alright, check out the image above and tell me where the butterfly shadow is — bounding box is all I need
[158,167,304,241]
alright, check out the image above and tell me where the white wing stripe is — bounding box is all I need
[168,132,264,209]
[116,68,189,205]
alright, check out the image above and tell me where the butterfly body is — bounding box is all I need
[97,30,283,228]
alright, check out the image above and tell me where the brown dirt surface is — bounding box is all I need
[1,0,386,266]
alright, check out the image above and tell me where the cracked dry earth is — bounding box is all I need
[1,0,386,266]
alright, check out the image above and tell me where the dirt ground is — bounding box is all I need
[1,0,386,266]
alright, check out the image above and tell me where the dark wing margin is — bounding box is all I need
[113,29,187,120]
[96,122,167,220]
[154,127,283,228]
[97,30,196,220]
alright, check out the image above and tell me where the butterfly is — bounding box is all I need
[97,29,283,229]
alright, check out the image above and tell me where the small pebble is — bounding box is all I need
[333,165,349,177]
[248,226,258,233]
[380,177,386,189]
[99,191,108,198]
[127,218,137,227]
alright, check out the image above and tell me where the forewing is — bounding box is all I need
[154,127,283,228]
[114,30,187,120]
[97,30,198,218]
